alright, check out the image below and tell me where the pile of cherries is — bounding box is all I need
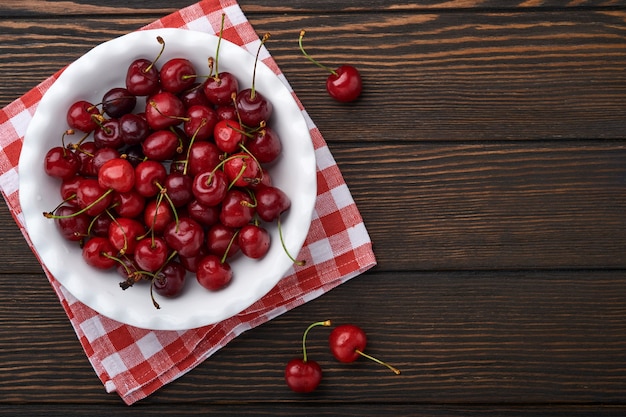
[42,33,296,308]
[285,321,401,393]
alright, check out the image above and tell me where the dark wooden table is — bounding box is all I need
[2,1,626,415]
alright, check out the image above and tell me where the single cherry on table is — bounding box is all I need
[285,320,332,393]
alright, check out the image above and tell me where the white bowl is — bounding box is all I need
[19,28,316,330]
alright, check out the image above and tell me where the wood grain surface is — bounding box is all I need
[1,1,625,415]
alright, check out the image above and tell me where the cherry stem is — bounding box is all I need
[44,188,114,219]
[213,14,226,79]
[145,36,166,73]
[298,30,337,76]
[277,215,305,266]
[355,349,401,375]
[302,320,332,363]
[250,33,271,99]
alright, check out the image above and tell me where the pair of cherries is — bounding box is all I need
[284,321,400,393]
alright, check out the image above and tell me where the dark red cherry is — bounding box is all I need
[255,186,291,222]
[163,217,204,258]
[145,91,186,130]
[153,260,186,297]
[120,113,150,145]
[126,58,160,96]
[179,83,211,108]
[235,88,272,128]
[326,65,363,103]
[183,104,218,141]
[247,126,282,164]
[134,160,167,197]
[187,199,220,227]
[112,190,145,219]
[203,72,239,106]
[75,178,113,216]
[192,169,228,207]
[238,224,270,259]
[82,237,117,270]
[93,118,124,149]
[142,129,180,161]
[102,87,137,118]
[54,205,90,242]
[91,146,121,175]
[186,141,221,177]
[219,189,255,228]
[134,236,169,272]
[206,223,240,259]
[163,172,193,207]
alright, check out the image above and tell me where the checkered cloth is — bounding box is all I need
[0,0,375,405]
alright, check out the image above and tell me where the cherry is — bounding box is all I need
[67,100,101,133]
[153,260,186,297]
[223,153,260,188]
[60,175,82,206]
[160,58,196,94]
[145,91,186,130]
[143,198,174,234]
[163,172,193,207]
[91,146,121,175]
[163,217,204,258]
[54,205,90,242]
[328,324,400,374]
[94,118,124,149]
[238,224,270,259]
[142,129,180,161]
[112,190,145,219]
[246,126,282,164]
[44,146,80,180]
[108,217,145,255]
[284,320,332,393]
[298,30,362,103]
[125,36,165,96]
[98,158,136,193]
[134,236,169,272]
[213,119,245,153]
[74,141,98,177]
[206,223,240,259]
[191,169,228,207]
[134,160,167,197]
[187,199,219,227]
[216,104,237,121]
[196,254,232,291]
[179,83,211,108]
[219,189,255,228]
[82,236,117,270]
[185,140,221,177]
[236,33,273,128]
[183,104,218,141]
[120,113,150,145]
[75,178,113,216]
[255,186,290,222]
[102,87,137,118]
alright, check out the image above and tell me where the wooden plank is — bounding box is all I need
[0,270,624,404]
[0,0,623,16]
[2,11,626,140]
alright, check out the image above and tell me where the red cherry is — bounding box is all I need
[219,189,255,228]
[213,119,245,153]
[206,223,240,259]
[134,160,167,197]
[142,129,180,161]
[179,83,211,108]
[143,198,174,234]
[238,224,270,259]
[191,169,228,207]
[44,146,80,180]
[187,199,220,227]
[98,158,136,193]
[93,118,124,149]
[145,91,186,130]
[203,72,239,106]
[163,217,205,258]
[102,87,137,118]
[223,153,261,188]
[284,320,331,393]
[236,88,272,128]
[119,113,150,145]
[153,260,186,297]
[196,255,232,291]
[91,146,121,175]
[159,58,196,94]
[183,104,218,141]
[82,237,117,270]
[134,236,169,272]
[125,37,165,96]
[185,141,221,177]
[247,126,282,164]
[108,217,145,255]
[328,324,400,374]
[255,186,291,222]
[298,30,362,103]
[112,190,146,219]
[67,100,100,133]
[53,205,90,242]
[75,178,113,216]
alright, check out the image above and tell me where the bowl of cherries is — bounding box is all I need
[18,28,317,330]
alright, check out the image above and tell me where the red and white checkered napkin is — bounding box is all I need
[0,0,375,405]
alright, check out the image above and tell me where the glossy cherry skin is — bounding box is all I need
[125,58,160,96]
[145,91,186,130]
[179,83,211,108]
[186,141,221,177]
[203,72,239,106]
[213,119,245,153]
[94,118,124,149]
[91,147,121,175]
[143,199,174,234]
[183,104,218,141]
[67,100,100,133]
[192,169,228,207]
[238,224,270,259]
[134,236,169,272]
[102,87,137,118]
[196,255,232,291]
[159,58,196,94]
[108,217,145,255]
[247,126,282,164]
[284,358,322,393]
[153,260,186,297]
[206,223,240,259]
[219,189,255,228]
[141,130,180,161]
[255,186,291,222]
[328,324,366,363]
[120,113,150,145]
[327,65,362,103]
[98,158,136,193]
[163,217,205,258]
[134,160,167,197]
[54,205,90,242]
[187,199,220,227]
[82,237,117,270]
[223,153,261,188]
[44,147,80,180]
[235,88,273,127]
[112,190,145,219]
[163,172,193,207]
[75,178,113,216]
